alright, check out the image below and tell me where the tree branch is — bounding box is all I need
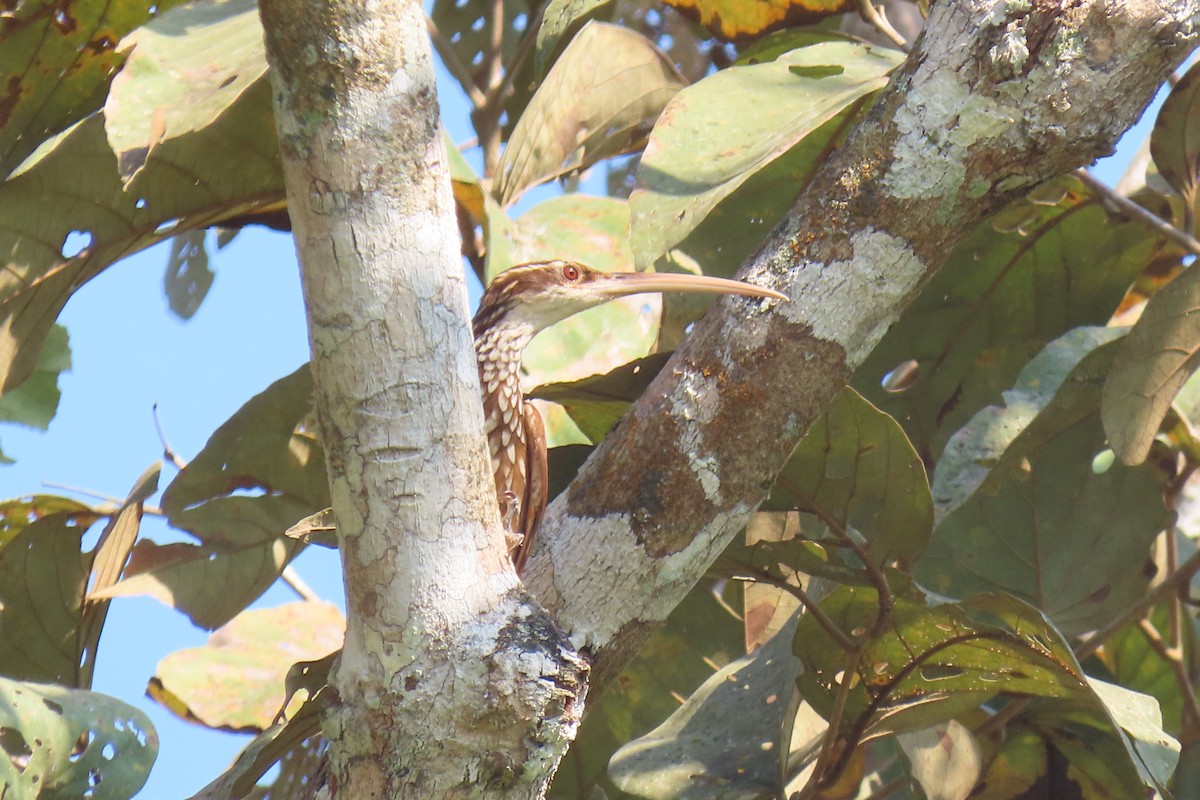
[525,0,1200,692]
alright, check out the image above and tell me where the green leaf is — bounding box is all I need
[162,365,326,515]
[95,367,325,628]
[94,497,305,630]
[0,0,283,393]
[794,589,1089,740]
[1086,677,1180,789]
[1104,262,1200,465]
[1150,58,1200,215]
[629,41,902,271]
[932,326,1125,520]
[609,616,810,800]
[0,495,93,548]
[494,22,685,206]
[1101,604,1194,734]
[0,676,157,800]
[0,510,99,684]
[766,387,932,576]
[534,0,619,77]
[164,230,216,320]
[189,695,323,800]
[0,0,186,177]
[151,602,343,732]
[552,581,743,799]
[0,324,71,431]
[103,0,269,186]
[919,334,1172,636]
[532,353,669,441]
[855,177,1171,463]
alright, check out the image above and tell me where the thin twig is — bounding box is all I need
[855,0,909,51]
[282,564,321,602]
[1076,168,1200,258]
[1077,546,1200,660]
[153,403,187,471]
[42,481,121,508]
[1138,617,1200,732]
[426,14,486,108]
[728,570,856,652]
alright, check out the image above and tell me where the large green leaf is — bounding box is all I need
[534,0,619,77]
[932,326,1125,520]
[609,616,813,800]
[855,178,1171,464]
[95,367,322,629]
[629,40,902,271]
[794,589,1089,740]
[1104,261,1200,465]
[0,0,283,393]
[494,22,684,206]
[0,0,186,177]
[1149,58,1200,222]
[766,387,932,577]
[0,676,157,800]
[104,0,268,184]
[551,581,743,799]
[919,336,1172,637]
[0,509,98,684]
[532,353,670,441]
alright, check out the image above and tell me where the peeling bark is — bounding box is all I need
[525,0,1200,691]
[258,0,586,796]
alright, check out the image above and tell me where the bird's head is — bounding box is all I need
[473,260,786,339]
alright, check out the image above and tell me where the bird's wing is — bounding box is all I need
[512,399,548,575]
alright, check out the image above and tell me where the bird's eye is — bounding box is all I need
[562,264,580,281]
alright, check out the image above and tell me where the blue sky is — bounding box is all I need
[0,43,1166,800]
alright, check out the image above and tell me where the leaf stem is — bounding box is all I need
[1075,168,1200,258]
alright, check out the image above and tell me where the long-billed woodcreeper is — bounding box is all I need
[472,260,787,574]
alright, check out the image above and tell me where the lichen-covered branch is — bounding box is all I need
[526,0,1199,689]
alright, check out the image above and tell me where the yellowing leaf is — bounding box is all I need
[664,0,853,39]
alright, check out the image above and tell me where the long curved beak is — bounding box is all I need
[598,271,787,302]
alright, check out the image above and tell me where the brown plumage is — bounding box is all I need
[473,260,786,574]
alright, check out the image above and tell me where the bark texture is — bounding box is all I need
[525,0,1200,690]
[258,0,585,796]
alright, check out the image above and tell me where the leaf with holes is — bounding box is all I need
[1104,262,1200,465]
[854,176,1174,464]
[920,336,1172,637]
[1150,59,1200,219]
[629,41,901,273]
[0,676,157,799]
[150,602,343,732]
[0,0,188,176]
[429,0,531,100]
[763,387,932,579]
[0,0,283,394]
[494,22,685,206]
[795,588,1088,740]
[0,509,101,684]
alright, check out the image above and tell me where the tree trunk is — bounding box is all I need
[258,1,585,796]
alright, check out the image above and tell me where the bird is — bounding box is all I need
[473,259,787,574]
